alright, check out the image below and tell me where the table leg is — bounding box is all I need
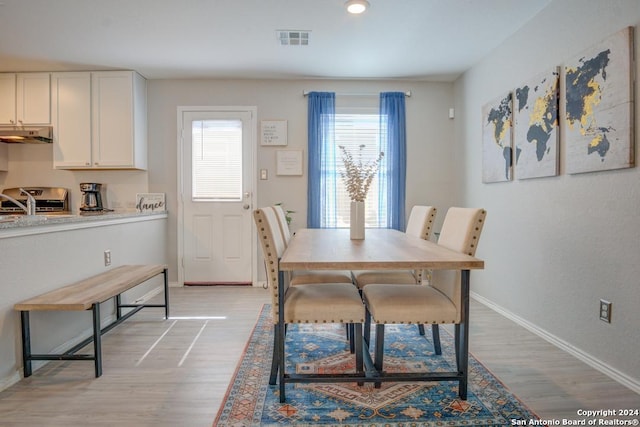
[458,269,470,399]
[277,267,286,403]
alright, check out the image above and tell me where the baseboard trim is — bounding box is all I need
[471,291,640,394]
[0,371,21,392]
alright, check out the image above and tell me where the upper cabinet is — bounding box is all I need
[52,71,147,170]
[0,73,51,125]
[0,75,16,125]
[51,72,92,168]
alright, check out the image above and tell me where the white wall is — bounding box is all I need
[147,79,457,283]
[455,0,640,389]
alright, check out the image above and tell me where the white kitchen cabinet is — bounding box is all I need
[52,71,147,170]
[51,72,92,168]
[91,71,147,169]
[0,73,51,125]
[0,74,16,125]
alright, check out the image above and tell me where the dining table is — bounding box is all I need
[278,227,485,399]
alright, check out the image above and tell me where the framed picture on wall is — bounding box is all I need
[565,26,635,174]
[276,150,303,176]
[261,120,288,146]
[482,91,513,183]
[514,68,560,180]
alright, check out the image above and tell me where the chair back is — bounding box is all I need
[404,205,437,282]
[254,207,288,324]
[405,205,437,240]
[431,207,486,322]
[272,205,292,246]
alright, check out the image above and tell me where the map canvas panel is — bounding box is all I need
[565,26,635,174]
[514,68,560,179]
[482,92,513,183]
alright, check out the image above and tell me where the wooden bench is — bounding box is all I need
[14,264,169,378]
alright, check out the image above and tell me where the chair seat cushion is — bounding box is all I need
[363,284,458,324]
[290,270,353,285]
[352,270,417,289]
[284,283,364,323]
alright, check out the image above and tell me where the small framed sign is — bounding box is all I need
[276,150,303,176]
[261,120,288,146]
[136,193,166,212]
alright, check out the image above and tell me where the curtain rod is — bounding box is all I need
[302,90,411,97]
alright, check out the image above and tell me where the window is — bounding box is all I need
[333,113,387,228]
[191,119,243,201]
[308,91,406,230]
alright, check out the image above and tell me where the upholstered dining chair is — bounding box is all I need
[352,205,436,337]
[362,207,486,386]
[254,207,365,402]
[271,205,353,286]
[352,205,437,289]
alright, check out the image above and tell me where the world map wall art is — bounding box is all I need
[514,68,560,179]
[482,91,513,183]
[482,26,635,183]
[565,26,635,174]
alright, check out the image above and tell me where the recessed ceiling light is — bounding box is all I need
[345,0,369,14]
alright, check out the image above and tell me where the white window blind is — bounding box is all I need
[191,119,242,201]
[333,113,387,227]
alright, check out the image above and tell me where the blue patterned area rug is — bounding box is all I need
[214,305,539,426]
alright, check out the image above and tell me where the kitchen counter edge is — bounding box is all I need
[0,211,168,238]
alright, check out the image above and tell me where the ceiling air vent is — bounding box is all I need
[277,30,310,46]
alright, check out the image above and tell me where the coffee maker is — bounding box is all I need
[79,183,104,212]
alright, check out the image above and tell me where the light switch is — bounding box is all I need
[260,169,268,180]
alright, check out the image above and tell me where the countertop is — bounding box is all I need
[0,211,168,237]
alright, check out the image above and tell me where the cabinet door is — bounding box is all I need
[16,73,51,125]
[51,72,92,169]
[91,71,135,168]
[0,74,16,125]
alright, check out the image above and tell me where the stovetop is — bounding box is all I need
[0,187,70,214]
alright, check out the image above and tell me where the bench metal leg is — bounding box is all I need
[163,268,170,319]
[116,294,122,320]
[92,304,102,377]
[20,311,32,378]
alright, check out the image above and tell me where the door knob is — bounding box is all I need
[243,204,251,210]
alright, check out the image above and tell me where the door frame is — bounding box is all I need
[176,106,258,287]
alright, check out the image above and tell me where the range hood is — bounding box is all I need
[0,126,53,144]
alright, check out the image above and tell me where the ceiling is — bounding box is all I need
[0,0,551,81]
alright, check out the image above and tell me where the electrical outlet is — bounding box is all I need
[104,250,111,266]
[599,299,612,323]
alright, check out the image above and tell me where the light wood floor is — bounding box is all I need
[0,286,637,426]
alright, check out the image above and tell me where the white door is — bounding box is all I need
[181,109,255,284]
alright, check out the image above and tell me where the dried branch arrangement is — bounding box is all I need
[338,145,384,202]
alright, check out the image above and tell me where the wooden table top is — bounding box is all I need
[279,228,484,271]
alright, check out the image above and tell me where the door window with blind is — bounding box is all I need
[333,113,387,228]
[191,119,243,201]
